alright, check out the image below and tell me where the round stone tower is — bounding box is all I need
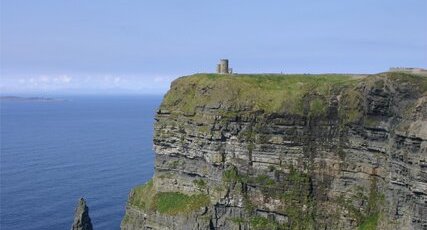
[219,59,229,74]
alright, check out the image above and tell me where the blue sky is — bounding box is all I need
[1,0,426,94]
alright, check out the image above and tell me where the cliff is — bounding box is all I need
[121,72,427,230]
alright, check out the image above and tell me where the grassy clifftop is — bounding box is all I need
[162,73,359,114]
[161,72,426,116]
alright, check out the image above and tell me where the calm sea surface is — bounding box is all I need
[0,95,161,229]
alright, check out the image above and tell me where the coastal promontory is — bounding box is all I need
[122,72,427,230]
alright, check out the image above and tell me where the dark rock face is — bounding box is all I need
[122,73,427,230]
[72,198,93,230]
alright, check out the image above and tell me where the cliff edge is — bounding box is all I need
[122,72,427,230]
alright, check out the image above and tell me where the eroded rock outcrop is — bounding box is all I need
[122,72,427,230]
[72,198,93,230]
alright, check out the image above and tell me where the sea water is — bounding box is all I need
[0,95,161,229]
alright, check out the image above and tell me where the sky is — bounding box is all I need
[1,0,426,95]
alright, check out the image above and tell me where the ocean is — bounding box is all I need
[0,95,162,229]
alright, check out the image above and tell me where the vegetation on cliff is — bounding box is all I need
[162,73,361,115]
[154,192,210,215]
[128,179,210,216]
[161,72,427,127]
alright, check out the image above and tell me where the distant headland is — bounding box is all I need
[0,96,64,102]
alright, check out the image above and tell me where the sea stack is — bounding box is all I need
[71,198,93,230]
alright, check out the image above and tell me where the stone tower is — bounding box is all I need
[216,59,230,74]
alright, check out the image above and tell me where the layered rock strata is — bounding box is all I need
[122,72,427,230]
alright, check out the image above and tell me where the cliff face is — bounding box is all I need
[122,73,427,230]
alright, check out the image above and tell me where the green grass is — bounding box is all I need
[223,167,240,183]
[230,217,246,224]
[338,86,364,124]
[193,179,207,190]
[161,72,427,128]
[128,179,155,210]
[338,178,384,229]
[153,192,210,215]
[386,72,427,93]
[288,166,310,184]
[250,216,281,230]
[162,73,360,115]
[254,174,276,187]
[280,167,315,229]
[358,213,379,230]
[309,98,328,117]
[128,179,210,216]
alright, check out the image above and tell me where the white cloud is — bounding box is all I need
[57,75,72,83]
[0,73,177,94]
[40,75,50,83]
